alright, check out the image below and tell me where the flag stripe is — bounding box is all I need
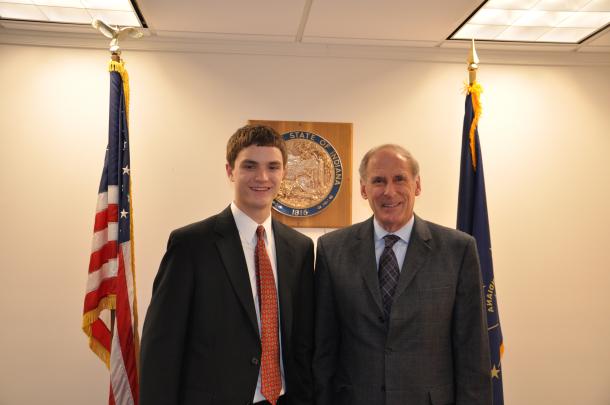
[95,187,119,212]
[121,242,137,340]
[94,205,119,232]
[112,245,138,404]
[91,224,119,253]
[89,241,119,273]
[91,318,112,353]
[87,259,119,293]
[84,277,117,313]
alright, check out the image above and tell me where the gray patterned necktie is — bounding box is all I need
[379,234,401,319]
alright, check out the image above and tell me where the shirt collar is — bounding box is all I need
[373,214,415,245]
[230,202,273,245]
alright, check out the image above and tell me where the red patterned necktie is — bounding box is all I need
[255,225,282,405]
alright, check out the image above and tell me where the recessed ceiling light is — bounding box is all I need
[450,0,610,43]
[0,0,145,27]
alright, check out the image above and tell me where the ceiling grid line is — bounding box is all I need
[295,0,313,43]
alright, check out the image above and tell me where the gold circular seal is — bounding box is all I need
[273,131,343,217]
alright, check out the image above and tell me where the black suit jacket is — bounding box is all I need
[140,206,314,405]
[313,215,492,405]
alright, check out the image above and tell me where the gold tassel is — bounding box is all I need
[108,60,130,122]
[464,81,483,170]
[82,295,116,369]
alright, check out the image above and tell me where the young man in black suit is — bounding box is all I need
[140,125,314,405]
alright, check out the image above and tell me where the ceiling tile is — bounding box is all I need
[532,0,591,11]
[30,0,82,7]
[484,0,538,9]
[37,5,90,23]
[80,0,133,12]
[512,10,573,27]
[557,11,610,28]
[581,0,610,12]
[139,0,305,36]
[496,25,550,40]
[469,8,524,25]
[303,0,482,41]
[88,8,140,26]
[538,26,593,41]
[0,3,47,20]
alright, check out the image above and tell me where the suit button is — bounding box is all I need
[381,385,386,392]
[251,357,259,365]
[378,316,385,323]
[385,348,393,354]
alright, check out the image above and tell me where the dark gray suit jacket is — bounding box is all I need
[140,206,315,405]
[313,215,491,405]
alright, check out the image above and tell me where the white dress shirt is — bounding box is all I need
[230,202,286,402]
[373,215,415,271]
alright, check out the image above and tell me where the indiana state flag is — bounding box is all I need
[457,82,504,405]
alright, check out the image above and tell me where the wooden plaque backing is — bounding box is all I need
[249,120,352,228]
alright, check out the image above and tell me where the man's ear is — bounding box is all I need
[360,181,368,199]
[415,175,421,196]
[225,162,234,181]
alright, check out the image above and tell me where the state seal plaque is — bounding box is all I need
[272,131,343,217]
[248,119,352,228]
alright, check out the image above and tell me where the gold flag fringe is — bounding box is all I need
[464,81,483,171]
[109,60,130,122]
[82,295,116,369]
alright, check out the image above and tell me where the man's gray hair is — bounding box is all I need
[359,144,420,180]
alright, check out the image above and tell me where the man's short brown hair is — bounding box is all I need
[226,125,288,168]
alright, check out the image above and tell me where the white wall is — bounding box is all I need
[1,43,609,405]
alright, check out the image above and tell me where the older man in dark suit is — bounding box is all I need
[313,144,492,405]
[140,125,314,405]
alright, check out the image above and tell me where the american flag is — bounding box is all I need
[82,60,140,405]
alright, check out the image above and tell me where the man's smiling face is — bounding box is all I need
[226,145,285,221]
[360,147,421,232]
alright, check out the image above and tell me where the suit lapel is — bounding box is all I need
[214,206,259,337]
[355,218,385,315]
[273,220,294,346]
[393,215,432,300]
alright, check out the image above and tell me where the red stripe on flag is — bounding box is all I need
[94,204,119,232]
[109,386,116,405]
[115,246,139,403]
[83,277,117,313]
[89,241,119,273]
[91,318,112,353]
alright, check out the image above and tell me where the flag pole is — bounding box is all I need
[468,38,479,84]
[84,19,143,405]
[459,38,506,405]
[91,18,140,336]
